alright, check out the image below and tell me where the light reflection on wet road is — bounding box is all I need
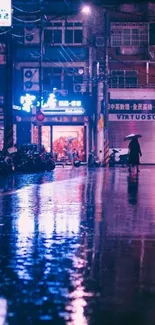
[0,167,155,324]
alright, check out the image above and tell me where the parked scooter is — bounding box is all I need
[0,152,14,175]
[10,144,56,173]
[88,150,100,167]
[109,149,129,167]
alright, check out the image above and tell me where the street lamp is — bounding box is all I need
[82,4,109,166]
[81,5,91,15]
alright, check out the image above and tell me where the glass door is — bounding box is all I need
[41,126,51,152]
[52,125,85,161]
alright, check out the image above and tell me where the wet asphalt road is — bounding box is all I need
[0,166,155,325]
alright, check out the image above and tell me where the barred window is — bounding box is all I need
[111,23,148,47]
[109,70,138,88]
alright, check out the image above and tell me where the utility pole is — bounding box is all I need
[38,0,43,149]
[103,9,109,166]
[4,32,13,151]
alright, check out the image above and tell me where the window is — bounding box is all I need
[126,71,137,87]
[65,21,83,44]
[150,23,155,46]
[65,30,73,44]
[64,67,84,93]
[43,68,62,91]
[53,22,62,27]
[74,30,83,43]
[53,30,62,43]
[111,23,148,47]
[65,27,83,44]
[44,22,62,44]
[110,70,138,88]
[44,29,52,43]
[44,21,83,45]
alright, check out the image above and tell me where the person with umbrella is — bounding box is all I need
[124,134,142,173]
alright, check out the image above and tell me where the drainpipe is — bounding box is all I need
[146,61,149,86]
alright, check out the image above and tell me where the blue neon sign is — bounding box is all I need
[41,93,84,115]
[20,94,36,112]
[15,93,85,115]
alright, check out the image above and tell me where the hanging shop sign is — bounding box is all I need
[109,114,155,121]
[108,100,155,114]
[0,0,12,26]
[41,94,85,115]
[16,116,89,123]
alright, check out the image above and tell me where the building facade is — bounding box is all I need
[107,2,155,163]
[1,1,155,162]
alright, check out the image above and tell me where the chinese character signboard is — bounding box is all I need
[0,0,12,26]
[42,97,85,115]
[108,100,155,121]
[109,100,155,113]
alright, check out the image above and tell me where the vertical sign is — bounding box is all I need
[0,0,12,27]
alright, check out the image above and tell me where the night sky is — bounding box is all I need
[92,0,152,4]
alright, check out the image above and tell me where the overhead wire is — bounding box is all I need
[13,16,41,23]
[12,5,41,14]
[0,29,12,35]
[3,2,155,87]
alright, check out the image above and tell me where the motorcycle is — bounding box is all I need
[0,152,14,175]
[88,151,100,168]
[109,149,129,167]
[10,144,56,173]
[42,153,56,171]
[73,158,81,168]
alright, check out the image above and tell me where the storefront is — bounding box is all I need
[31,116,88,162]
[108,100,155,163]
[14,95,91,162]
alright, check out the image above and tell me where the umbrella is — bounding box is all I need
[124,134,142,141]
[65,137,77,142]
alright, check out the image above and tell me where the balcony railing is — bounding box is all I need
[109,82,155,88]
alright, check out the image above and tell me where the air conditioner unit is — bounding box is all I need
[149,46,155,60]
[149,52,155,60]
[73,84,86,93]
[0,54,5,64]
[118,47,144,55]
[119,4,139,13]
[0,44,5,53]
[53,89,68,97]
[23,68,40,91]
[24,26,40,44]
[96,36,104,47]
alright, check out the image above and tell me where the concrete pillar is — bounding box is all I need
[146,61,149,85]
[96,81,104,163]
[4,33,13,151]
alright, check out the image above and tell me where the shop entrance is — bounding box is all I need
[32,124,87,161]
[52,125,86,161]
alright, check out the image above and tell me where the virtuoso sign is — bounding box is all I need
[0,0,12,26]
[109,114,155,121]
